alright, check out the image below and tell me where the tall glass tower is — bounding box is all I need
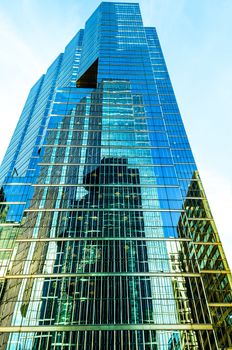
[0,2,231,349]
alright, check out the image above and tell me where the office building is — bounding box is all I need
[0,2,231,349]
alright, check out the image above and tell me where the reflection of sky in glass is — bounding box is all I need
[0,2,231,350]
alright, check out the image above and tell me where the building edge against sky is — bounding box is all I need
[0,2,231,349]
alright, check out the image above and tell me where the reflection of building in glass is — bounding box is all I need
[0,2,231,349]
[168,249,199,349]
[168,332,181,350]
[178,171,232,349]
[33,157,156,349]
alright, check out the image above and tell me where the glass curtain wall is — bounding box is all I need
[0,2,231,350]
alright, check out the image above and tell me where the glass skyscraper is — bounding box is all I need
[0,2,231,349]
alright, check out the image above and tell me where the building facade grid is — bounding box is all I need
[0,2,231,349]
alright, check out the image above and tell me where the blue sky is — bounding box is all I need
[0,0,231,268]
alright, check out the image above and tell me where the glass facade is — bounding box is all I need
[0,2,231,349]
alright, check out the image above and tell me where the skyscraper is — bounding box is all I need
[0,1,231,349]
